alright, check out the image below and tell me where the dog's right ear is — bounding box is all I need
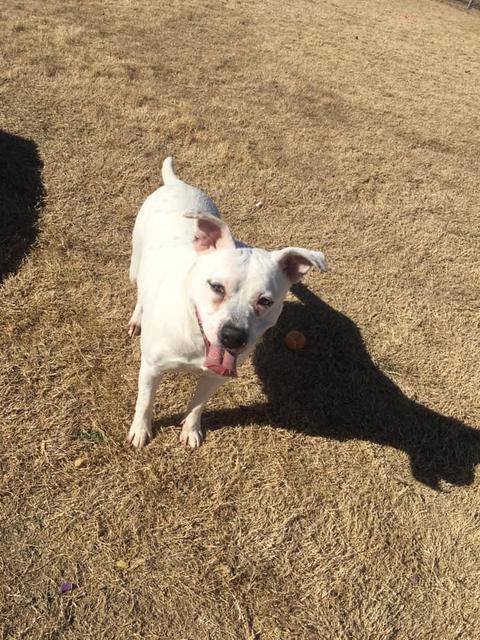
[185,211,235,252]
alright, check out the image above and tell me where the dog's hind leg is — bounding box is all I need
[128,215,143,337]
[180,374,227,448]
[129,203,145,285]
[128,299,142,337]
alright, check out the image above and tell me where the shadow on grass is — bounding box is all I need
[0,130,45,283]
[155,284,479,489]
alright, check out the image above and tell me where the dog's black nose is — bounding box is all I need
[220,324,247,350]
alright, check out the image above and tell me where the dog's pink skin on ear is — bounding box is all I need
[194,218,231,251]
[273,247,328,283]
[282,254,312,281]
[185,212,235,252]
[184,211,235,253]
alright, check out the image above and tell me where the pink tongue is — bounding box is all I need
[205,343,237,377]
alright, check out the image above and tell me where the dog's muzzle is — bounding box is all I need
[195,307,238,377]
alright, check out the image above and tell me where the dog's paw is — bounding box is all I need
[127,321,141,338]
[127,422,152,449]
[179,424,204,449]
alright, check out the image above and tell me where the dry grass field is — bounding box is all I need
[1,0,480,637]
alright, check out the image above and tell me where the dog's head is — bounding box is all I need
[187,211,328,365]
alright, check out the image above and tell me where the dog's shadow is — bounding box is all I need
[0,130,45,283]
[157,284,479,489]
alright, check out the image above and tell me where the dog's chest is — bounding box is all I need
[141,305,207,370]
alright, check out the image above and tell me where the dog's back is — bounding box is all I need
[129,157,221,285]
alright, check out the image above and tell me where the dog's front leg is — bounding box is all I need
[128,357,162,448]
[180,374,226,449]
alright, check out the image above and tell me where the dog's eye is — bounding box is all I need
[258,296,273,307]
[208,281,225,296]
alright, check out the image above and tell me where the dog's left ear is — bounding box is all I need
[185,211,235,252]
[272,247,328,283]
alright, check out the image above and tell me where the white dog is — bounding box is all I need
[127,157,327,449]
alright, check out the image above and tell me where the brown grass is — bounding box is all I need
[1,0,480,637]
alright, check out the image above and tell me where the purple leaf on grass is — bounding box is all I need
[59,581,75,594]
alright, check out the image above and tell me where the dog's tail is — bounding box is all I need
[162,156,180,185]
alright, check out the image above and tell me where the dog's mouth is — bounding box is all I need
[195,308,239,377]
[204,342,238,377]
